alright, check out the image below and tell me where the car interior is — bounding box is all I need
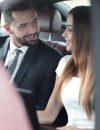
[1,0,99,129]
[38,7,71,56]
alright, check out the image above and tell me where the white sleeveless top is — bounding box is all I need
[56,55,95,129]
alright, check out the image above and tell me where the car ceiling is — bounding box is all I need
[0,0,67,10]
[0,0,70,14]
[31,0,66,8]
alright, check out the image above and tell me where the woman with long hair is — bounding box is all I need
[37,6,95,130]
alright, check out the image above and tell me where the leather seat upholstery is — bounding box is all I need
[38,8,62,32]
[38,8,70,56]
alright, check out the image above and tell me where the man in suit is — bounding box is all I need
[0,0,62,110]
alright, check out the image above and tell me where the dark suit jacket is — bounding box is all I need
[0,36,62,110]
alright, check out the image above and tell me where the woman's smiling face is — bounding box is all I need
[62,14,74,52]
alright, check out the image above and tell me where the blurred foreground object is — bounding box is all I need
[0,62,33,130]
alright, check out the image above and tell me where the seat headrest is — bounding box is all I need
[37,8,62,32]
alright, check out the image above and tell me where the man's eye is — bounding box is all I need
[18,24,26,28]
[33,20,38,24]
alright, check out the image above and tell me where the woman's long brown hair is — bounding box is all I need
[58,6,94,119]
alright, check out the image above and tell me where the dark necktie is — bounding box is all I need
[7,49,21,76]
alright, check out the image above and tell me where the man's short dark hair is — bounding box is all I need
[1,0,35,12]
[2,0,36,25]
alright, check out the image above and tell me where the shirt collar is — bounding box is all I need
[9,41,29,54]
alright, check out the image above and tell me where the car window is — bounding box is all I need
[63,0,91,8]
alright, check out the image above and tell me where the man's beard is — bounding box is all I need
[14,33,39,47]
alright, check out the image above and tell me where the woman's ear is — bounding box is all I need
[3,25,13,34]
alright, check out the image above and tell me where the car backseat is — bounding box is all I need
[38,8,70,56]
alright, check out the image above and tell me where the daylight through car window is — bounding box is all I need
[63,0,91,8]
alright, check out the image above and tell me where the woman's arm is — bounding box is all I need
[56,126,94,130]
[37,76,63,125]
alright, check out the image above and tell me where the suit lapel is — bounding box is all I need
[14,43,39,85]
